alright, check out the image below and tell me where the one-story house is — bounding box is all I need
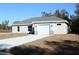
[12,16,69,35]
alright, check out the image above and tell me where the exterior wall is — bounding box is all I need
[12,22,68,34]
[33,22,68,35]
[20,26,29,33]
[52,23,68,34]
[12,26,18,33]
[12,26,29,33]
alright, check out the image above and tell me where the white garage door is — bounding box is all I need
[37,25,50,35]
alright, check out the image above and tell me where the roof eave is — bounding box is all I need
[32,20,68,24]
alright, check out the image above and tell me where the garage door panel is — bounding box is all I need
[37,25,49,35]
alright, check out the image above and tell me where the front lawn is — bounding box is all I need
[6,34,79,55]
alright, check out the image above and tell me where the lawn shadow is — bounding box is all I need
[6,40,79,55]
[7,45,51,55]
[45,40,79,55]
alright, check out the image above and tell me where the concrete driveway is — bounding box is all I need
[0,34,49,50]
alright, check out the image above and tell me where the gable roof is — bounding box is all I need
[13,16,68,26]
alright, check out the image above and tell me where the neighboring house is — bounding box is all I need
[12,16,69,35]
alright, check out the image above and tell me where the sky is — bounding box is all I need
[0,3,76,25]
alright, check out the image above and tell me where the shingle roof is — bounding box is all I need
[13,16,68,26]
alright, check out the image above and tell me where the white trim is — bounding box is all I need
[32,21,68,24]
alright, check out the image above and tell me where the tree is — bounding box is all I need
[53,9,60,17]
[75,3,79,17]
[60,10,69,20]
[71,3,79,33]
[1,20,9,30]
[41,11,52,17]
[41,9,70,22]
[53,9,70,22]
[0,24,2,29]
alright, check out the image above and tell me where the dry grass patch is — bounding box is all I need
[22,34,79,48]
[0,33,27,39]
[6,34,79,55]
